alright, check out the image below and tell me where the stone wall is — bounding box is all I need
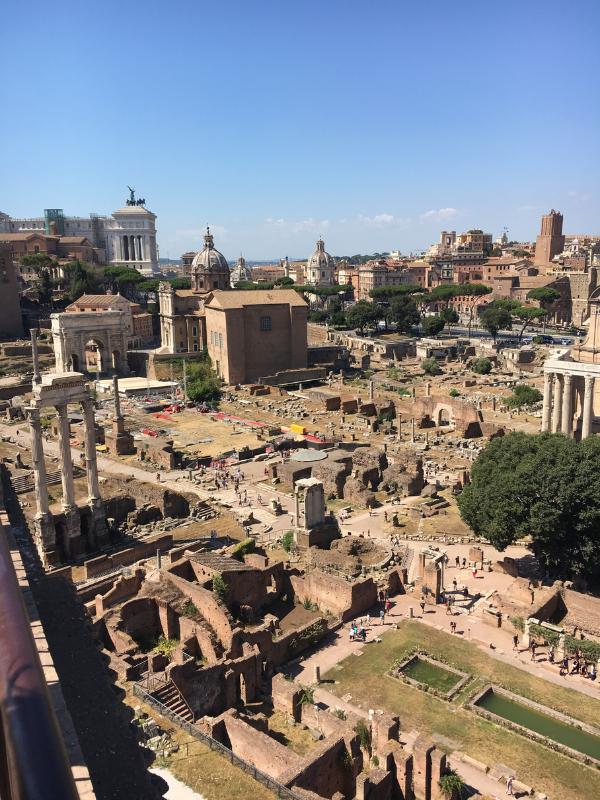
[290,570,377,621]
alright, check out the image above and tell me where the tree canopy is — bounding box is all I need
[369,284,424,300]
[505,384,543,408]
[480,306,512,341]
[458,433,600,587]
[345,300,379,335]
[422,315,445,337]
[387,294,420,333]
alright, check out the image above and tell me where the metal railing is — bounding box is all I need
[0,522,79,800]
[133,683,303,800]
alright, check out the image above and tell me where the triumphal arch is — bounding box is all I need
[51,310,130,376]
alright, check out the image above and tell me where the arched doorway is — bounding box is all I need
[111,350,120,372]
[70,353,80,372]
[85,339,104,374]
[437,407,451,426]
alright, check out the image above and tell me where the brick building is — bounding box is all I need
[0,243,24,338]
[535,209,565,266]
[205,289,308,384]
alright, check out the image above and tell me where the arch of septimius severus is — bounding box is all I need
[542,292,600,439]
[27,332,108,567]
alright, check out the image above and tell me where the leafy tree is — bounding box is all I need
[275,276,294,286]
[458,433,600,586]
[438,770,465,800]
[515,306,547,341]
[281,530,294,552]
[460,283,492,337]
[299,686,315,706]
[231,538,255,560]
[308,310,328,323]
[186,358,221,405]
[422,357,442,375]
[62,260,98,301]
[20,253,57,272]
[471,357,492,375]
[439,306,459,330]
[449,388,460,398]
[480,306,512,343]
[505,384,543,408]
[388,295,420,333]
[527,286,561,332]
[38,269,53,305]
[212,572,228,603]
[369,284,423,300]
[422,315,445,338]
[345,300,379,335]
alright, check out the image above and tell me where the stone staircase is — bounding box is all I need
[151,680,195,723]
[12,466,85,494]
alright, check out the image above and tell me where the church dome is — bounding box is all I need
[306,238,335,285]
[192,227,229,273]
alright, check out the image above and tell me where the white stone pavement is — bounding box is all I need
[150,767,206,800]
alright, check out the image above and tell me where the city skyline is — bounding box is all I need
[2,0,599,259]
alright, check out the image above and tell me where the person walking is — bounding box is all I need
[420,599,426,617]
[506,776,513,796]
[530,641,537,662]
[512,634,519,651]
[379,608,385,625]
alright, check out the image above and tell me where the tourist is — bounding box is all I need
[581,661,588,677]
[472,566,478,579]
[385,598,391,613]
[378,590,385,603]
[455,555,460,568]
[589,662,597,680]
[462,557,467,568]
[359,626,366,642]
[452,578,458,591]
[463,586,469,599]
[379,609,385,625]
[420,600,426,616]
[512,634,519,651]
[548,646,555,664]
[445,600,452,616]
[530,641,537,661]
[450,621,457,634]
[571,657,580,675]
[560,656,569,676]
[349,626,355,642]
[506,776,513,796]
[366,612,370,627]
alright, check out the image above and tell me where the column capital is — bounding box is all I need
[585,374,595,391]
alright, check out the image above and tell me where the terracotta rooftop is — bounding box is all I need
[207,289,307,309]
[67,293,130,308]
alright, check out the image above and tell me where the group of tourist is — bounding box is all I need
[518,636,598,680]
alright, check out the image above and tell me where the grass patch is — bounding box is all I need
[324,621,600,800]
[400,655,462,693]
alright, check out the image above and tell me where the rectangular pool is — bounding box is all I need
[401,656,463,693]
[476,688,600,761]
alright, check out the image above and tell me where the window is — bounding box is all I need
[260,316,272,331]
[192,326,197,337]
[218,332,223,347]
[193,343,198,351]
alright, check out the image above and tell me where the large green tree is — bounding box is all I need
[480,306,512,342]
[388,295,420,333]
[345,300,379,335]
[458,433,600,586]
[422,315,445,337]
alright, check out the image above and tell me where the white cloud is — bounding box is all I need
[419,207,459,222]
[265,217,330,234]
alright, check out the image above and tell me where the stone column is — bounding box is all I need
[582,375,595,439]
[28,406,50,516]
[27,406,58,564]
[82,399,100,503]
[551,373,563,433]
[56,404,76,509]
[541,371,553,432]
[369,380,374,401]
[396,412,402,442]
[31,330,41,385]
[113,374,122,418]
[411,417,415,442]
[561,374,573,436]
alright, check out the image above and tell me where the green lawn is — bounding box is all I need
[324,621,600,800]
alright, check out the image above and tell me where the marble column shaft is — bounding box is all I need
[56,404,76,508]
[28,407,50,516]
[541,372,553,433]
[82,399,100,502]
[582,376,595,439]
[551,373,563,433]
[561,374,573,436]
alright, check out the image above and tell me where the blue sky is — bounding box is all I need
[2,0,599,260]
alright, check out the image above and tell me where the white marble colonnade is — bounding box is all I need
[541,369,595,438]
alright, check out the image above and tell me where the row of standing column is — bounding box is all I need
[122,234,145,261]
[541,371,595,438]
[28,399,101,528]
